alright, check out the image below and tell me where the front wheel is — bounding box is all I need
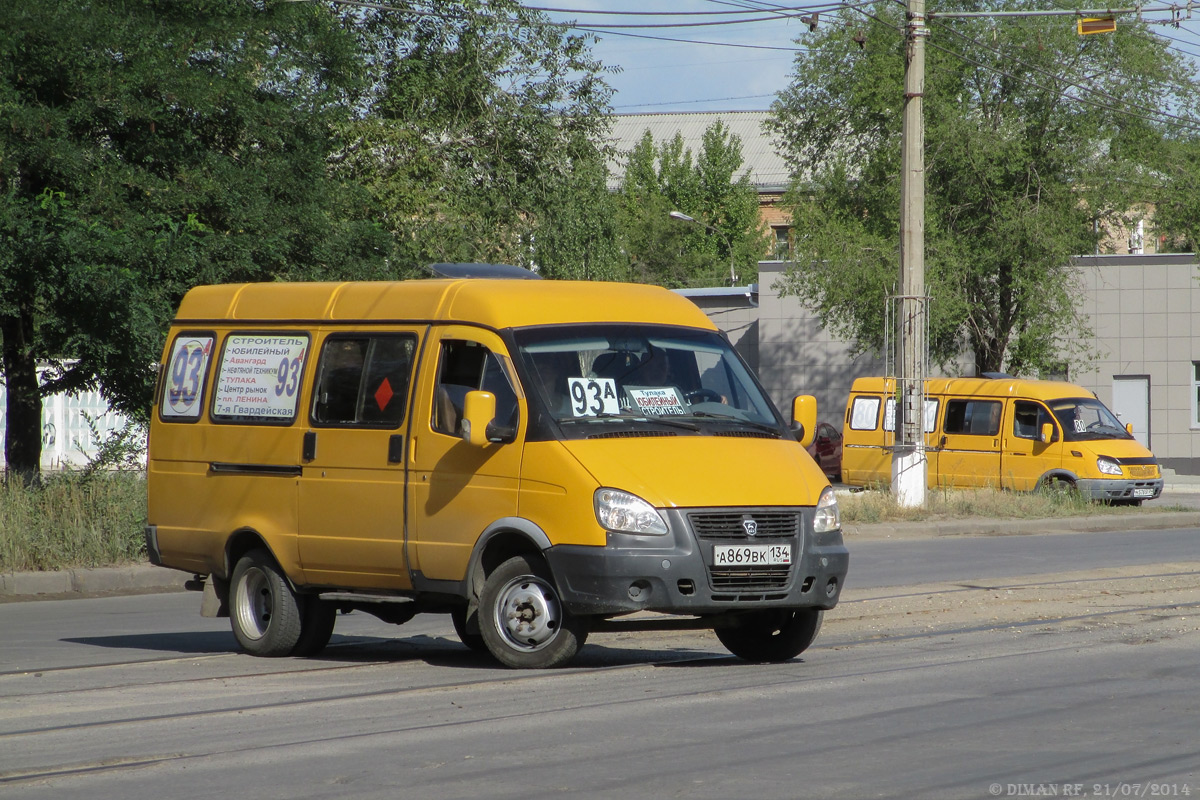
[715,608,824,663]
[229,549,304,657]
[479,554,587,669]
[451,606,488,653]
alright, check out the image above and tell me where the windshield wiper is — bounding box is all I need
[687,412,782,436]
[559,413,700,431]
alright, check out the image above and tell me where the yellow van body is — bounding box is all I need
[146,274,847,668]
[841,376,1163,503]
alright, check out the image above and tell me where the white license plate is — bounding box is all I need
[1132,487,1155,498]
[713,544,792,567]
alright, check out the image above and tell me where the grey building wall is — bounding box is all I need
[755,262,886,425]
[675,286,760,372]
[689,256,1200,474]
[1072,253,1200,474]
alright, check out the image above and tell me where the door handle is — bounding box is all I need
[388,434,404,464]
[302,430,317,461]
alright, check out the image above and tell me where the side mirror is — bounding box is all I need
[1125,422,1134,435]
[1040,422,1057,444]
[462,390,497,447]
[791,395,817,448]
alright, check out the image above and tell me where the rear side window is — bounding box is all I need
[211,333,310,424]
[160,332,215,422]
[882,398,940,433]
[944,399,1002,436]
[849,396,881,430]
[311,335,417,427]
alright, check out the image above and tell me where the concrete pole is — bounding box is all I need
[893,0,928,507]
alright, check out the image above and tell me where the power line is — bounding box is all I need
[930,20,1200,133]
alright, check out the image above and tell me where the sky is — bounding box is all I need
[534,1,1200,117]
[536,2,811,114]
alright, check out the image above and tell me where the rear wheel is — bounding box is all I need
[229,549,303,657]
[479,554,587,669]
[292,598,337,657]
[715,608,823,663]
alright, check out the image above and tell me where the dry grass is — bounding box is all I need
[0,472,146,572]
[836,484,1174,524]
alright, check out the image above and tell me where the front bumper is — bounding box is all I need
[1076,477,1163,502]
[545,506,849,617]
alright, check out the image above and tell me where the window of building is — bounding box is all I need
[772,226,790,261]
[1193,362,1200,428]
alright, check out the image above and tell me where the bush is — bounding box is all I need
[0,471,147,572]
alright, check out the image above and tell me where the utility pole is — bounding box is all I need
[893,0,928,507]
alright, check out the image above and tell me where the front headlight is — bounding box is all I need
[814,485,841,533]
[1096,456,1122,476]
[594,488,669,535]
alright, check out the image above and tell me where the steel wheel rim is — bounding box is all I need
[492,575,562,652]
[234,567,272,641]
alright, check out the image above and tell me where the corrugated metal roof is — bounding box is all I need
[606,111,791,192]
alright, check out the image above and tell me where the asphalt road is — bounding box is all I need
[2,528,1199,800]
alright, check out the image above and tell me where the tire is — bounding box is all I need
[478,554,587,669]
[229,549,304,657]
[451,606,489,653]
[715,608,824,663]
[292,598,337,657]
[1038,476,1077,498]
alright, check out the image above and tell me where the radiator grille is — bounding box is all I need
[709,565,791,591]
[690,511,800,540]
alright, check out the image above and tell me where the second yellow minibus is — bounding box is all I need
[842,376,1163,503]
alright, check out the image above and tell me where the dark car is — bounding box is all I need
[806,422,842,482]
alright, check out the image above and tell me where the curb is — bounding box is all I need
[846,511,1200,541]
[0,564,189,601]
[2,512,1197,601]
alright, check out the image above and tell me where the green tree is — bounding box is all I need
[1152,135,1200,252]
[617,122,767,288]
[330,0,622,279]
[0,0,389,479]
[768,1,1198,375]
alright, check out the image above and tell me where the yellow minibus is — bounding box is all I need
[145,266,847,668]
[842,376,1162,503]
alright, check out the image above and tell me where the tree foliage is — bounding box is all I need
[0,0,622,477]
[330,0,624,279]
[768,0,1198,375]
[1151,134,1200,252]
[617,121,767,288]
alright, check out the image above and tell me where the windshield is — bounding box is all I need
[1049,397,1133,442]
[512,324,784,436]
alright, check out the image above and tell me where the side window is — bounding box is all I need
[160,332,214,422]
[211,333,309,424]
[849,396,881,431]
[1012,401,1052,440]
[884,397,939,433]
[311,335,416,427]
[944,399,1002,436]
[433,340,518,437]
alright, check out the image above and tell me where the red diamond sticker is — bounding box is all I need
[374,377,394,411]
